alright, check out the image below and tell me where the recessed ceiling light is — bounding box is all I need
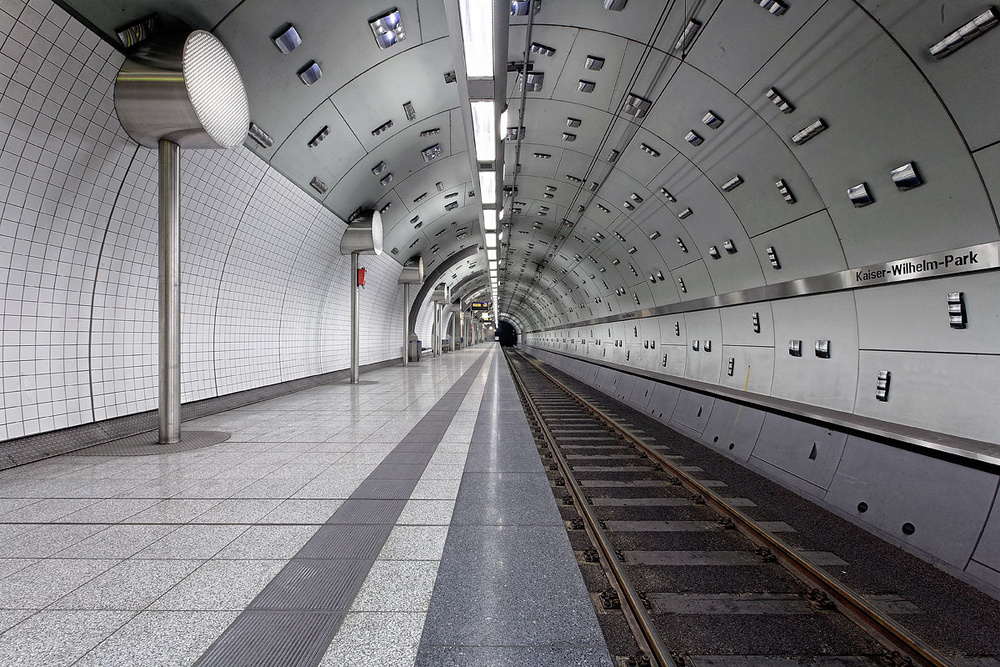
[566,117,581,128]
[371,161,387,176]
[791,118,827,145]
[585,55,605,70]
[309,177,327,194]
[578,80,596,93]
[603,0,627,10]
[298,61,322,86]
[765,87,794,114]
[403,101,416,121]
[272,25,301,54]
[370,8,406,50]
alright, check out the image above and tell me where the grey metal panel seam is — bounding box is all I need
[193,350,491,667]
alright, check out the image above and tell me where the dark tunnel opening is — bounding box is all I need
[497,320,518,347]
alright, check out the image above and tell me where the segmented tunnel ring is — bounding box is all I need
[504,347,954,667]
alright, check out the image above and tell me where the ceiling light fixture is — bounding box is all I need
[298,61,322,85]
[459,0,494,77]
[479,171,497,204]
[272,25,301,54]
[369,9,406,50]
[471,100,496,161]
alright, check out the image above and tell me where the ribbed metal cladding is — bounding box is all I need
[182,31,250,150]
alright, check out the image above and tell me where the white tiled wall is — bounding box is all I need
[0,0,403,440]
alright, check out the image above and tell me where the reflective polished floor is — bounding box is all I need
[0,345,611,666]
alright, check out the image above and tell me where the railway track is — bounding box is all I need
[504,348,959,667]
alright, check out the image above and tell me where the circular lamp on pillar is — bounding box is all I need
[397,256,424,367]
[114,28,249,445]
[115,29,250,149]
[341,211,384,383]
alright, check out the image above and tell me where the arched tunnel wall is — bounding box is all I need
[0,0,403,442]
[1,0,999,598]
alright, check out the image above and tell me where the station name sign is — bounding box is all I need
[849,242,998,287]
[471,301,491,311]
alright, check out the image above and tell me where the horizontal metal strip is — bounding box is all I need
[527,241,1000,333]
[526,346,1000,470]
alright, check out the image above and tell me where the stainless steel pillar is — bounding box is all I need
[402,283,410,367]
[350,251,360,383]
[158,139,181,444]
[453,309,461,350]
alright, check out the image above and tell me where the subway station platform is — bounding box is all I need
[0,346,612,666]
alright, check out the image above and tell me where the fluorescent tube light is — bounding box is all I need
[479,170,497,204]
[471,100,496,161]
[488,248,498,261]
[483,209,497,231]
[459,0,494,78]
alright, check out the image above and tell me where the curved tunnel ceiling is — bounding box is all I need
[64,0,1000,331]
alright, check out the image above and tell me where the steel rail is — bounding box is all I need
[504,350,676,667]
[511,349,956,667]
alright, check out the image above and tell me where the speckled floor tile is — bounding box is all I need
[0,558,37,580]
[0,610,134,667]
[350,559,440,612]
[126,499,223,524]
[74,610,241,666]
[49,559,201,611]
[258,498,344,524]
[0,559,119,609]
[149,559,286,611]
[58,499,160,524]
[397,499,457,526]
[55,524,179,559]
[0,524,108,558]
[319,612,426,667]
[214,525,318,559]
[0,609,32,634]
[410,477,463,500]
[134,524,249,559]
[378,525,450,561]
[415,645,617,666]
[189,499,283,523]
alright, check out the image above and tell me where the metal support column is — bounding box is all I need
[350,251,360,383]
[402,283,410,367]
[158,139,181,445]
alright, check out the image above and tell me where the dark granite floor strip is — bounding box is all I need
[194,350,491,667]
[416,351,616,666]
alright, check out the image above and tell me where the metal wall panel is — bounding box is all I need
[855,273,1000,354]
[269,101,365,203]
[825,435,999,569]
[627,377,657,411]
[740,1,998,267]
[770,292,860,413]
[646,382,681,423]
[750,413,849,497]
[749,211,849,285]
[973,143,1000,221]
[700,398,767,464]
[720,302,774,348]
[217,0,427,144]
[669,388,715,435]
[683,309,723,384]
[685,0,826,92]
[858,0,1000,151]
[855,350,1000,445]
[720,345,774,397]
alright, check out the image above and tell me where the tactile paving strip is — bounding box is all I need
[70,430,231,456]
[195,351,491,667]
[194,611,344,667]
